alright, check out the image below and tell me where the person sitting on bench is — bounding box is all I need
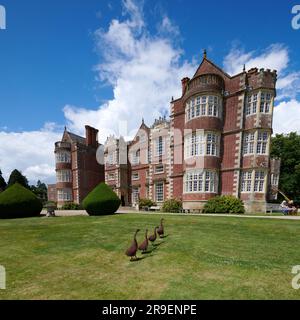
[280,200,290,215]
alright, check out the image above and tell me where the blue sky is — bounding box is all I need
[0,0,300,183]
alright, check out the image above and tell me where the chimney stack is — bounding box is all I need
[85,125,98,147]
[181,77,190,96]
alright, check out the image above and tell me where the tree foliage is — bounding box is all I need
[0,169,7,192]
[7,169,29,189]
[271,132,300,203]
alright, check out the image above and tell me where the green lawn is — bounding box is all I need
[1,213,300,300]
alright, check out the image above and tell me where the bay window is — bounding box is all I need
[57,189,72,201]
[184,170,218,193]
[184,131,220,159]
[240,170,266,193]
[56,170,72,183]
[186,95,221,121]
[243,130,269,155]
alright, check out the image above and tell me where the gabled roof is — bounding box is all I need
[62,128,86,145]
[192,57,231,80]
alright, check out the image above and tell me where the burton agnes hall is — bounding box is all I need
[49,52,280,213]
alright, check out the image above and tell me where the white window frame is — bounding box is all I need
[107,172,115,181]
[155,182,164,202]
[56,152,71,163]
[57,189,73,201]
[184,131,220,159]
[155,137,164,156]
[130,149,140,165]
[243,130,269,155]
[240,170,266,193]
[56,170,72,183]
[155,164,164,174]
[184,170,218,193]
[132,187,140,204]
[186,95,222,122]
[132,172,139,180]
[246,91,273,116]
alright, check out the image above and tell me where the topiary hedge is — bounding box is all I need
[203,195,245,214]
[161,198,182,213]
[0,183,43,219]
[82,182,121,216]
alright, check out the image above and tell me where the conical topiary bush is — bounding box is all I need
[82,182,121,216]
[0,183,43,219]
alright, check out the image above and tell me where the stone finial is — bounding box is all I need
[203,49,207,59]
[243,64,246,72]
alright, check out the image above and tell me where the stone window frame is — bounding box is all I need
[57,188,73,201]
[240,169,267,193]
[184,169,218,194]
[56,170,72,183]
[155,136,165,156]
[155,182,164,202]
[243,130,270,156]
[107,172,115,181]
[185,94,222,122]
[245,90,273,117]
[130,149,140,165]
[132,172,139,180]
[271,173,279,186]
[56,151,71,164]
[184,131,220,159]
[154,164,164,174]
[132,186,140,204]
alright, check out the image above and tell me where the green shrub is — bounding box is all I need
[139,198,156,208]
[0,183,43,219]
[61,202,81,210]
[82,182,121,216]
[44,201,57,209]
[161,198,182,213]
[203,195,245,214]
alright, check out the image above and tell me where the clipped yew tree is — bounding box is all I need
[82,182,121,216]
[0,183,43,219]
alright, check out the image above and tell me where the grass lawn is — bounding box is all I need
[1,213,300,300]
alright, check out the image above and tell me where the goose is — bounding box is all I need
[125,229,140,261]
[157,218,165,238]
[138,229,149,253]
[148,226,159,244]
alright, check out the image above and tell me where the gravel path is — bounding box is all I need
[42,209,300,220]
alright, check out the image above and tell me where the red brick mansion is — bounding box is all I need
[50,53,280,213]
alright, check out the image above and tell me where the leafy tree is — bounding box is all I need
[30,180,48,203]
[271,132,300,203]
[0,169,7,192]
[7,169,29,189]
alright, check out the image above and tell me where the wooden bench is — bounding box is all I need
[149,206,161,212]
[266,203,282,214]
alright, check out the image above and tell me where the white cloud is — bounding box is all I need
[223,44,289,75]
[273,99,300,135]
[0,127,61,185]
[64,0,196,141]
